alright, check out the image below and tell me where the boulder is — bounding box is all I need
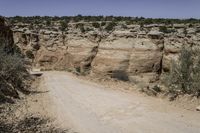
[148,30,164,39]
[196,106,200,111]
[0,17,15,53]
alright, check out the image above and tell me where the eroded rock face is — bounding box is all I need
[92,36,163,82]
[0,17,15,53]
[11,21,200,83]
[0,17,24,99]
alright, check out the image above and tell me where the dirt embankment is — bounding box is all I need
[0,77,72,133]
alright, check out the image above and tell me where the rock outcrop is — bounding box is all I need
[0,17,27,100]
[11,21,200,83]
[0,17,15,53]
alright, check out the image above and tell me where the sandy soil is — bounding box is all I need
[39,71,200,133]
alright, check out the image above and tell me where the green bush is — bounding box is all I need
[8,16,200,25]
[159,26,169,33]
[101,22,106,26]
[0,43,29,101]
[26,50,34,59]
[165,47,200,97]
[76,23,85,33]
[105,22,117,32]
[46,20,51,26]
[60,20,68,32]
[92,22,100,28]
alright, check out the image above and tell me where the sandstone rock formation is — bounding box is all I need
[0,17,15,53]
[0,17,27,99]
[11,20,200,83]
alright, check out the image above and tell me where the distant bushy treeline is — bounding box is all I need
[7,15,200,25]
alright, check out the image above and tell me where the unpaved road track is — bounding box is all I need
[43,71,200,133]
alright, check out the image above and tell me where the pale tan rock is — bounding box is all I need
[11,21,200,83]
[196,106,200,111]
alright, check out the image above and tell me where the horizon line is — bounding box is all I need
[3,15,200,20]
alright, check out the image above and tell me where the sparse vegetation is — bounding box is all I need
[101,22,106,26]
[0,114,68,133]
[0,44,30,102]
[26,50,34,59]
[46,19,51,26]
[8,15,200,26]
[105,22,117,32]
[165,47,200,97]
[92,22,100,28]
[76,23,85,33]
[60,20,68,32]
[159,26,169,33]
[121,24,128,29]
[32,43,40,50]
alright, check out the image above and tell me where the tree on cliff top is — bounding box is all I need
[60,20,68,32]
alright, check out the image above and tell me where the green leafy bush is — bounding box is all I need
[92,22,100,28]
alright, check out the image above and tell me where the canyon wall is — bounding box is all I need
[0,17,15,53]
[12,21,200,83]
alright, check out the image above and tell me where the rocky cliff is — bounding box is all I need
[0,17,28,100]
[11,21,200,83]
[0,17,15,53]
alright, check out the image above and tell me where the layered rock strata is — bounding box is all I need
[12,22,200,83]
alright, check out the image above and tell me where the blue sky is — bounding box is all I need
[0,0,200,18]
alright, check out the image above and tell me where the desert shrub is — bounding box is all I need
[121,24,128,29]
[80,26,85,33]
[105,22,117,32]
[60,20,68,32]
[76,23,85,33]
[75,67,81,74]
[111,70,129,81]
[0,113,68,133]
[85,27,93,32]
[46,20,51,26]
[92,22,100,28]
[152,85,161,93]
[32,43,40,50]
[101,22,106,26]
[26,50,34,59]
[183,28,187,35]
[159,26,169,33]
[188,23,193,28]
[125,21,133,25]
[165,47,200,97]
[0,43,30,102]
[15,115,68,133]
[7,16,200,25]
[29,23,34,30]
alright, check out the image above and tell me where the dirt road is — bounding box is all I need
[43,71,200,133]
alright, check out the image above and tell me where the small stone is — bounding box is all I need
[196,106,200,111]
